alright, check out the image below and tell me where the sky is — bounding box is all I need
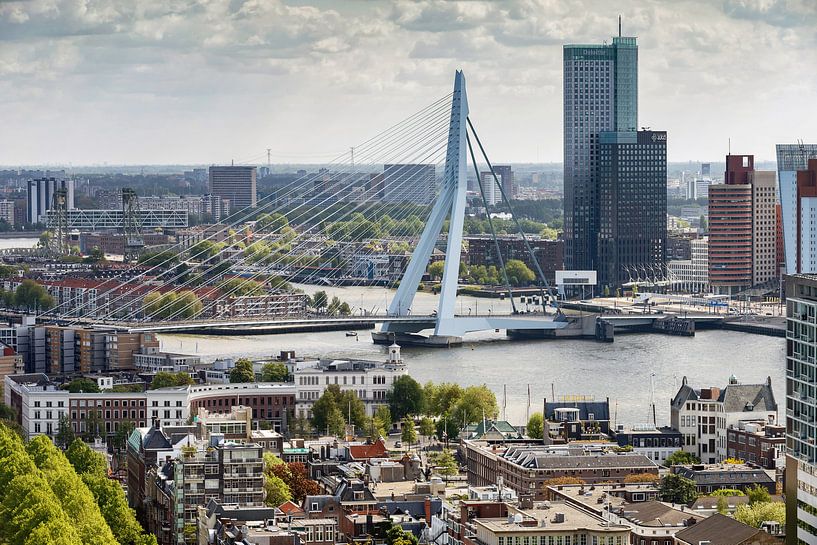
[1,0,815,166]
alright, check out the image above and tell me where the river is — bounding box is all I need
[158,283,786,428]
[0,237,38,249]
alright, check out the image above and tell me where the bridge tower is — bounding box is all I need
[49,187,69,255]
[122,188,144,261]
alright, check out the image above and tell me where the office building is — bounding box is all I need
[785,274,817,542]
[596,130,667,288]
[777,143,817,274]
[667,237,709,293]
[563,32,637,271]
[478,165,514,205]
[208,166,257,211]
[708,155,777,294]
[701,163,711,177]
[382,164,436,204]
[780,157,817,274]
[0,200,15,225]
[27,177,75,224]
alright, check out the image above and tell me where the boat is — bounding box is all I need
[345,331,358,337]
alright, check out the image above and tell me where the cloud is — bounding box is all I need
[0,0,814,164]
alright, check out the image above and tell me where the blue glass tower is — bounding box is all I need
[563,34,638,272]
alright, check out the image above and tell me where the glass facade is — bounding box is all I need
[596,131,667,287]
[563,36,638,271]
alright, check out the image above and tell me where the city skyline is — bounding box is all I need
[1,0,815,166]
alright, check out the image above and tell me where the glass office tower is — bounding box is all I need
[563,35,638,271]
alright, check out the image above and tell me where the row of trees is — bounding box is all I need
[0,424,155,545]
[310,290,352,315]
[143,290,203,319]
[427,259,536,287]
[227,359,290,383]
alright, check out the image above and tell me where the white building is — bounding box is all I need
[668,237,709,293]
[134,352,201,374]
[293,344,406,419]
[671,375,778,464]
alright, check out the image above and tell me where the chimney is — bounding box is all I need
[424,497,432,524]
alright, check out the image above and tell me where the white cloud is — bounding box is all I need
[0,0,814,164]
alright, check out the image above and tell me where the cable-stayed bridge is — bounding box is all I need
[35,71,712,346]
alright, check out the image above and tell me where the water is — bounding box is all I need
[158,284,786,428]
[0,237,38,249]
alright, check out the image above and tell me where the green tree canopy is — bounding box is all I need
[419,417,436,438]
[65,439,108,477]
[229,358,256,383]
[734,501,784,527]
[311,384,366,434]
[746,484,771,505]
[527,412,544,440]
[504,259,536,286]
[13,279,55,310]
[261,362,289,382]
[150,371,194,389]
[660,473,698,504]
[401,416,417,446]
[664,450,700,467]
[388,375,426,420]
[427,261,445,279]
[62,378,101,393]
[373,405,392,438]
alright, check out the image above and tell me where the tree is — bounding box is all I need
[699,214,708,232]
[230,358,256,383]
[312,290,328,310]
[62,378,101,393]
[543,476,585,486]
[386,525,419,545]
[431,449,458,477]
[261,362,289,382]
[746,484,771,505]
[623,473,660,484]
[388,375,426,420]
[527,412,544,439]
[452,385,498,426]
[734,501,785,527]
[373,405,392,437]
[419,417,436,438]
[265,454,319,503]
[401,416,417,447]
[425,382,463,416]
[264,471,292,507]
[660,473,698,504]
[504,259,535,286]
[716,496,728,514]
[428,261,445,280]
[150,371,193,389]
[65,439,107,477]
[326,406,346,437]
[113,421,136,452]
[664,450,699,466]
[55,414,76,449]
[13,279,55,310]
[709,488,745,497]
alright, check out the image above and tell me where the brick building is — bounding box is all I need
[465,236,563,283]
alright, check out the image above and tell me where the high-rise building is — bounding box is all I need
[477,165,513,206]
[701,163,711,177]
[382,164,436,204]
[778,144,817,274]
[563,33,638,271]
[708,155,777,294]
[0,200,15,225]
[784,274,817,542]
[26,177,75,224]
[208,166,257,211]
[596,130,667,288]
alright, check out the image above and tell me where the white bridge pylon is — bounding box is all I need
[379,70,568,341]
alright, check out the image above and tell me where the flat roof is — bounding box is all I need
[475,502,627,533]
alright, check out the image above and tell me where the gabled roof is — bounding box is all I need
[545,400,610,421]
[719,379,777,413]
[278,500,304,516]
[464,420,523,441]
[336,479,377,503]
[349,439,387,461]
[674,513,762,545]
[141,426,172,450]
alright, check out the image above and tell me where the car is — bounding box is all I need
[395,441,402,448]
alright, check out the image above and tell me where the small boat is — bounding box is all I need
[345,331,358,337]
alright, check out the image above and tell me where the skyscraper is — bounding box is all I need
[563,31,638,271]
[208,166,257,211]
[708,155,777,294]
[26,178,75,224]
[478,165,513,206]
[777,143,817,273]
[784,274,817,542]
[596,130,667,287]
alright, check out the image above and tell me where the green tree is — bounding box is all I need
[504,259,535,286]
[386,524,419,545]
[54,414,76,448]
[664,450,700,466]
[65,439,108,477]
[432,449,458,476]
[312,290,328,310]
[716,496,728,514]
[374,405,392,437]
[264,470,292,507]
[222,278,265,297]
[326,406,346,436]
[388,375,426,420]
[419,417,436,438]
[113,421,136,452]
[138,249,179,268]
[699,214,708,232]
[710,488,745,497]
[62,378,101,393]
[311,385,366,434]
[428,261,445,279]
[261,362,289,382]
[13,279,55,310]
[229,358,256,383]
[452,385,499,425]
[401,416,417,447]
[425,382,463,416]
[746,484,771,505]
[150,371,193,389]
[734,501,785,527]
[659,473,698,504]
[527,412,544,440]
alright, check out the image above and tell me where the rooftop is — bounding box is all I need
[474,502,627,534]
